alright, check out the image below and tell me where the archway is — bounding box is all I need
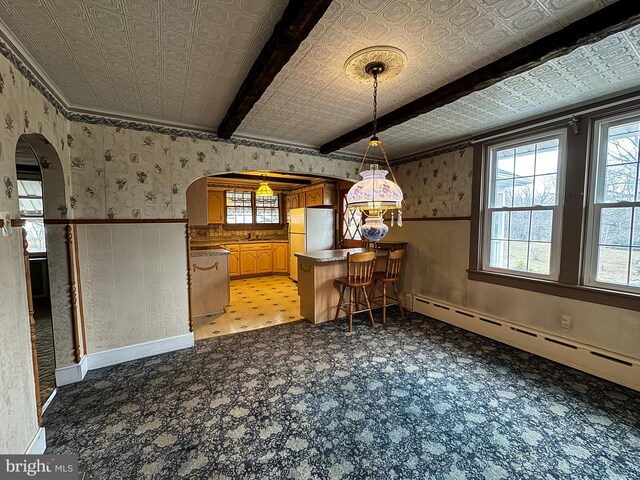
[15,133,75,419]
[185,170,350,340]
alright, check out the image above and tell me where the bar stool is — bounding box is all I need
[369,249,405,324]
[334,251,377,332]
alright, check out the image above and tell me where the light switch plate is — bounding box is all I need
[1,212,12,237]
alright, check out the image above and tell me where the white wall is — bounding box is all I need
[75,223,190,353]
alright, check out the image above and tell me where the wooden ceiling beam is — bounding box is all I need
[217,0,334,139]
[320,0,640,154]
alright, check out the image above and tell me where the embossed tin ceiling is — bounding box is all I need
[1,0,638,159]
[0,0,288,128]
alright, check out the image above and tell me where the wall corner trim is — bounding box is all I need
[25,427,46,455]
[54,356,88,386]
[86,333,194,370]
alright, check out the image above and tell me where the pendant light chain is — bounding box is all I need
[372,72,378,137]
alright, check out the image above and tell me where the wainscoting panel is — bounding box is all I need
[76,222,189,355]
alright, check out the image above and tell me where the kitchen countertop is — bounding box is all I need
[295,248,387,263]
[190,237,289,247]
[191,248,230,257]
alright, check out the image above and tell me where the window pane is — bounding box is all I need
[496,149,515,179]
[491,212,509,240]
[489,240,508,269]
[256,194,280,224]
[606,122,640,166]
[514,145,536,177]
[531,210,553,242]
[493,179,513,207]
[535,140,560,175]
[512,177,534,207]
[19,198,44,216]
[599,207,632,246]
[509,211,530,241]
[508,241,529,271]
[17,180,42,197]
[596,246,629,285]
[533,174,557,206]
[24,219,46,253]
[630,248,640,286]
[602,163,637,203]
[528,242,551,275]
[633,208,640,247]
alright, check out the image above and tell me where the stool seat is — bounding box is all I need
[335,276,372,287]
[372,271,399,282]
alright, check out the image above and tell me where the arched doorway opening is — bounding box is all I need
[15,133,73,417]
[185,170,347,340]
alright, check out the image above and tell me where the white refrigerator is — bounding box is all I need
[289,207,335,281]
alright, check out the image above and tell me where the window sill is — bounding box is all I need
[222,224,284,231]
[467,269,640,312]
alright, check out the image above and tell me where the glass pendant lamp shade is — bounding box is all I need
[346,164,402,214]
[256,181,273,197]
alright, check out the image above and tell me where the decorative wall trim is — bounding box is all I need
[25,427,46,455]
[0,35,361,164]
[403,216,471,222]
[85,333,194,370]
[54,356,88,386]
[44,219,189,225]
[392,140,473,166]
[409,293,640,391]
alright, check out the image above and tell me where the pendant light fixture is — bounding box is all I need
[344,46,406,243]
[256,176,274,197]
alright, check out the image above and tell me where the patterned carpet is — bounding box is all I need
[44,312,640,479]
[34,298,56,403]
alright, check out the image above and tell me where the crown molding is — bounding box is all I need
[0,30,362,163]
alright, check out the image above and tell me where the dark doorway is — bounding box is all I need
[15,137,56,404]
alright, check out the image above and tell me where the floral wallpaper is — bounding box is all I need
[67,122,360,220]
[395,148,473,218]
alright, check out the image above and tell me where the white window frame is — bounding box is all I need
[481,130,567,280]
[585,110,640,293]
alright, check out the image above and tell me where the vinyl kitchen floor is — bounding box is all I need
[193,275,304,340]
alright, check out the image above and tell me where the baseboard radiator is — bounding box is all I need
[406,293,640,392]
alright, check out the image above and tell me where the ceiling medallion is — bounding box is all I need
[344,46,407,84]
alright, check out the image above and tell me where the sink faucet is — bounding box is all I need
[247,232,253,240]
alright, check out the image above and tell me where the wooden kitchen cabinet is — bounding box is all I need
[207,190,224,224]
[240,251,257,275]
[256,250,272,274]
[298,192,306,208]
[305,188,323,207]
[272,243,289,273]
[185,177,225,225]
[228,251,240,277]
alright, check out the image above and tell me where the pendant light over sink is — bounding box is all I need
[256,177,274,197]
[344,46,406,243]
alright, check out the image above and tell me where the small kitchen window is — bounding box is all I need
[225,191,281,225]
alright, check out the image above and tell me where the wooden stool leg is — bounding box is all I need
[382,283,387,325]
[362,286,374,327]
[335,284,346,321]
[392,282,404,318]
[348,287,354,332]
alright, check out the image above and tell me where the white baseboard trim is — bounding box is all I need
[54,356,88,386]
[25,427,46,454]
[409,293,640,392]
[86,333,194,370]
[41,388,57,415]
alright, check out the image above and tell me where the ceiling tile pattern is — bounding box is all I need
[238,0,612,147]
[341,25,640,159]
[0,0,287,128]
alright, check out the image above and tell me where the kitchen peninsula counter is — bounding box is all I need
[295,248,388,324]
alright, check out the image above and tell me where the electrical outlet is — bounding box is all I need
[560,315,571,329]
